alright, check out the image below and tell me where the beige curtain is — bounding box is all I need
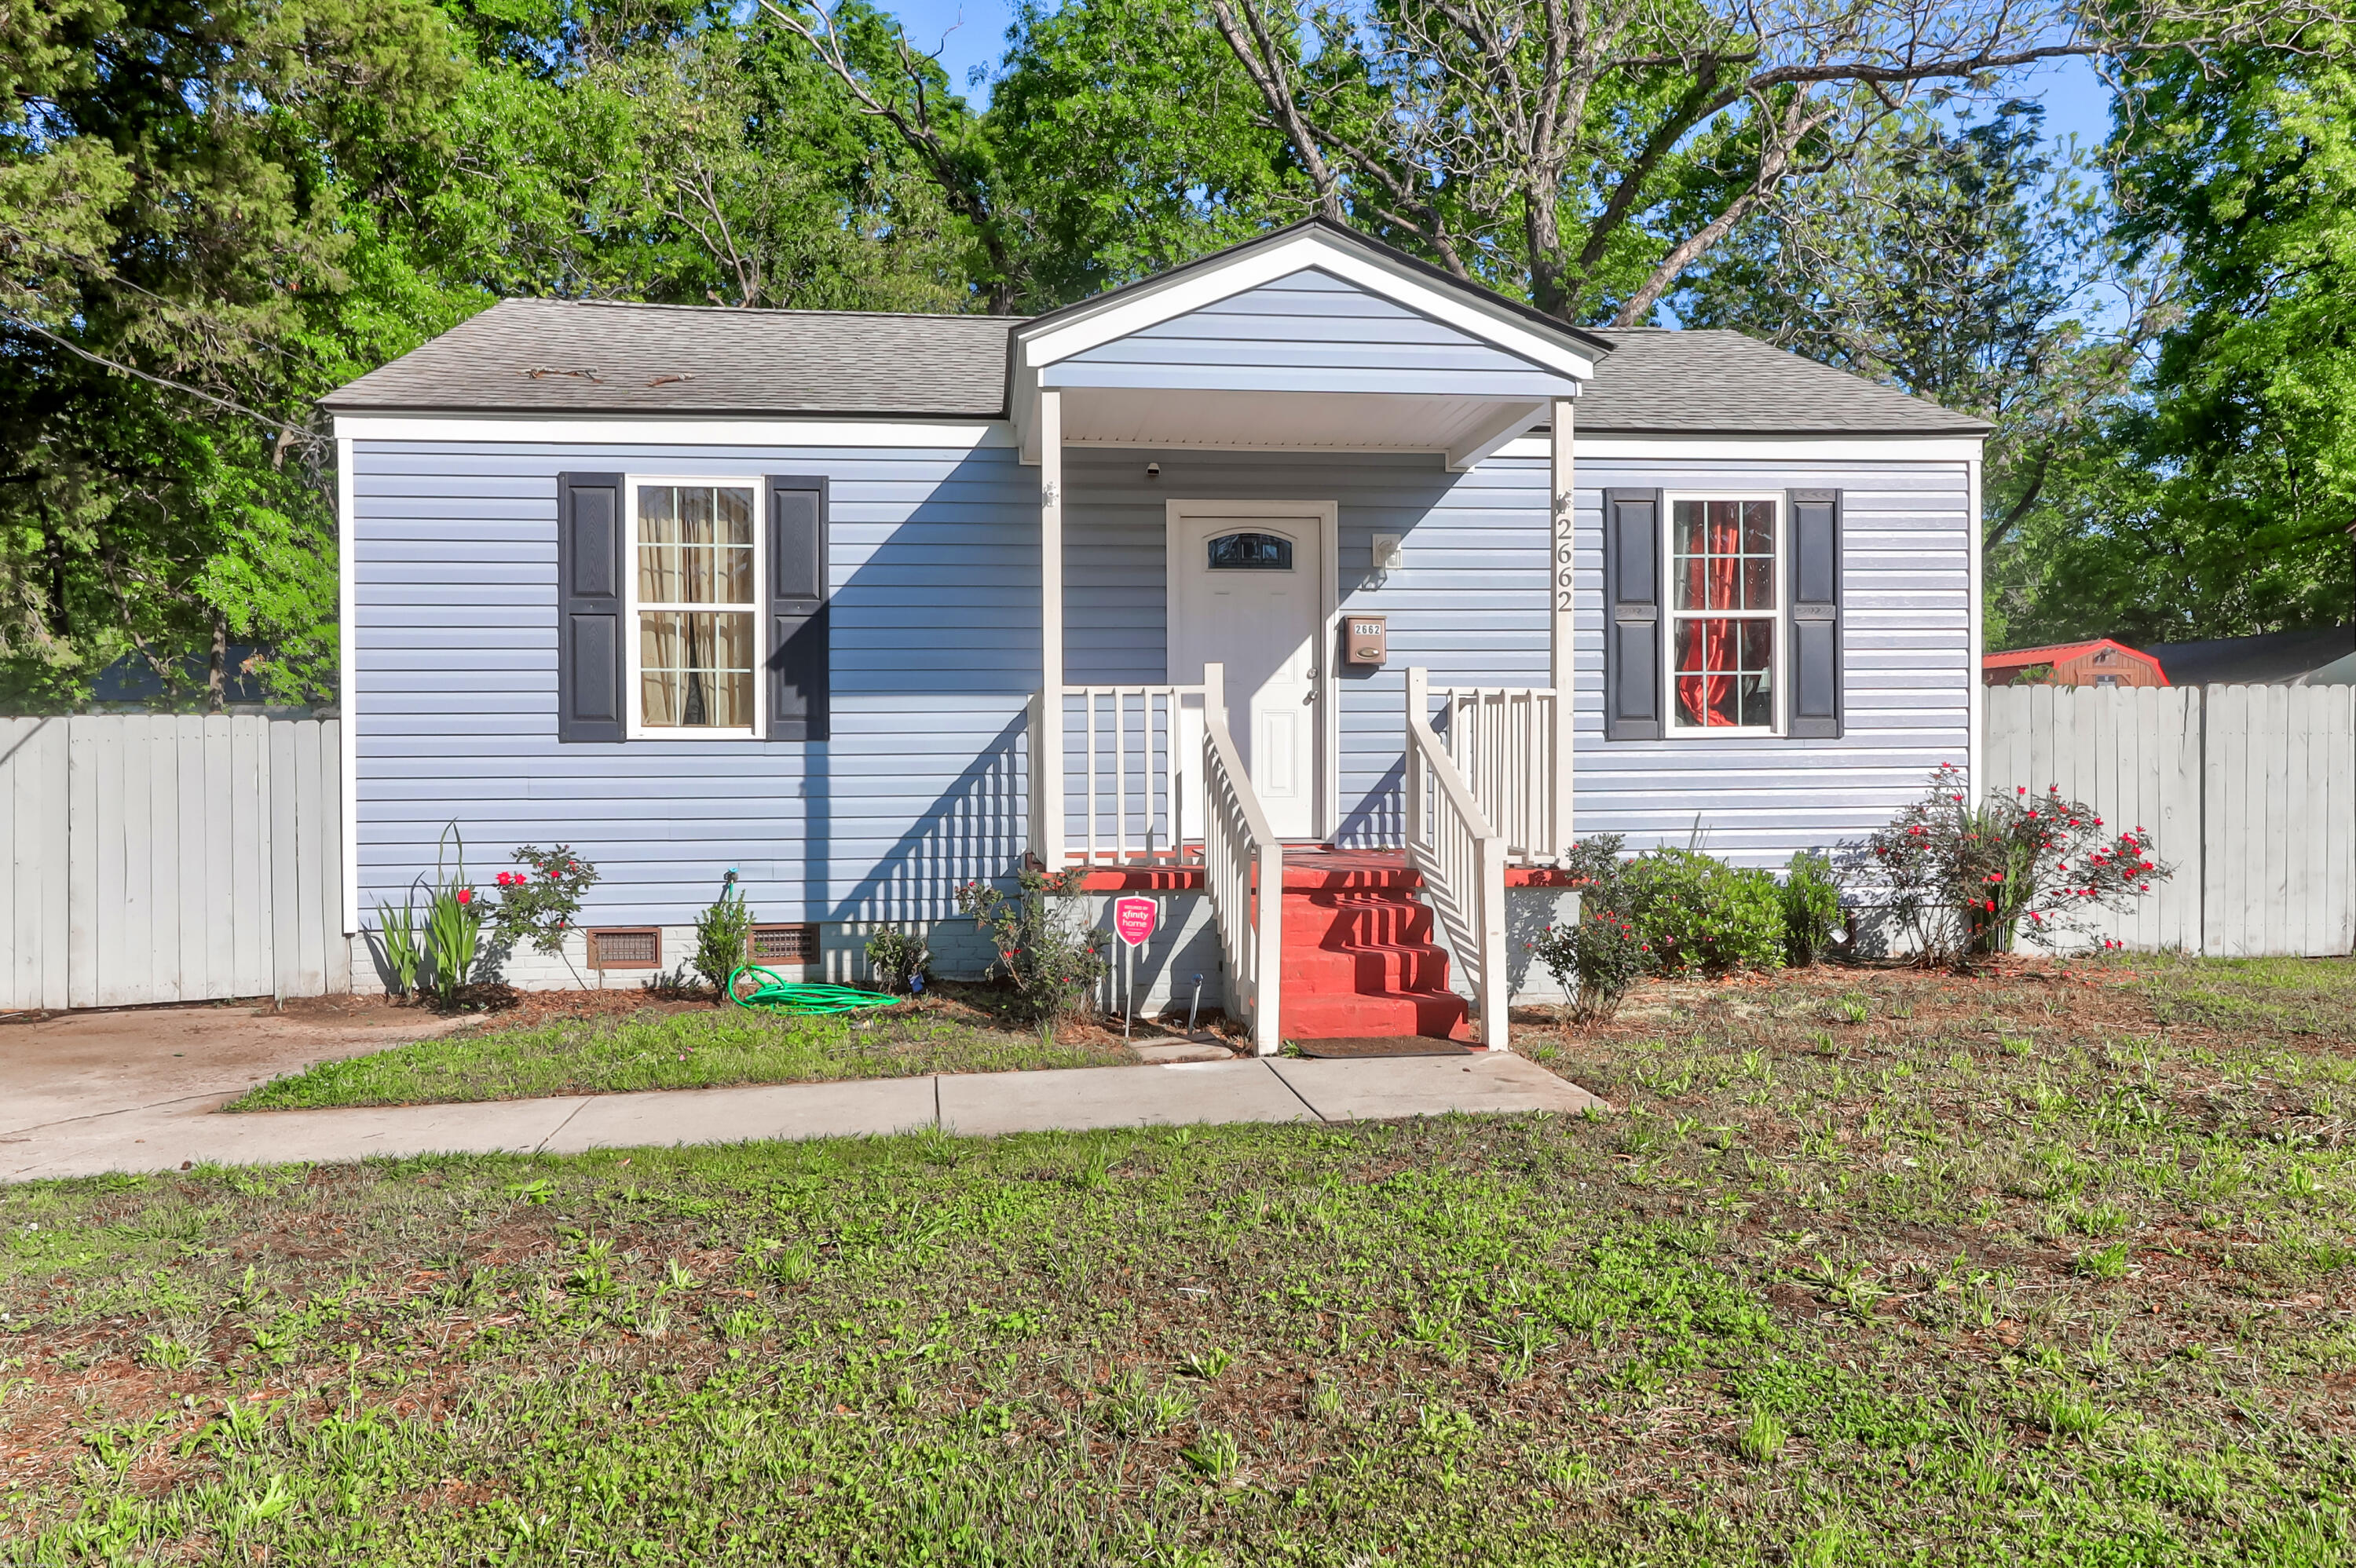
[639,611,755,729]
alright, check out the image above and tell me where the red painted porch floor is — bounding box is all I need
[1073,847,1582,1044]
[1070,846,1580,894]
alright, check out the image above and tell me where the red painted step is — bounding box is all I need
[1279,875,1470,1043]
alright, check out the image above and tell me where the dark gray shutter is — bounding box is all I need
[1787,488,1842,738]
[767,475,829,741]
[557,472,624,743]
[1603,488,1663,740]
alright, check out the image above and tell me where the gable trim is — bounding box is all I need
[1017,232,1601,383]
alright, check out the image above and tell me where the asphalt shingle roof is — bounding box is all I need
[321,298,1022,418]
[323,298,1988,438]
[1574,327,1988,436]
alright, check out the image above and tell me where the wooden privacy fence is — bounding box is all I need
[1984,685,2356,958]
[1,716,349,1011]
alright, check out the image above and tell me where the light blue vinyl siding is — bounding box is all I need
[1063,448,1974,864]
[1063,448,1549,846]
[1044,269,1582,399]
[1571,459,1973,863]
[354,434,1974,926]
[351,440,1037,925]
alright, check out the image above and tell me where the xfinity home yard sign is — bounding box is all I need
[1113,897,1157,948]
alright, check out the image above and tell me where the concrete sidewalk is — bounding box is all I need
[0,1053,1604,1182]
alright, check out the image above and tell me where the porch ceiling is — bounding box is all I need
[1055,389,1552,471]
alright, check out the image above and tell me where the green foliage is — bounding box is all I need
[863,927,931,995]
[373,897,423,999]
[422,887,481,1006]
[1623,849,1786,978]
[0,0,473,708]
[693,874,755,998]
[1530,901,1653,1022]
[1737,1404,1788,1464]
[2064,28,2356,642]
[1853,764,2171,965]
[956,865,1107,1024]
[230,989,1138,1110]
[1780,850,1843,968]
[491,846,599,975]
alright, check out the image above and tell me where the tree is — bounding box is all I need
[1,0,471,708]
[2,0,983,708]
[1197,0,2336,325]
[1672,102,2164,649]
[2087,27,2356,638]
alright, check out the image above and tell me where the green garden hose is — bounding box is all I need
[725,965,898,1017]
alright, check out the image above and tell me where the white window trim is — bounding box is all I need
[1662,491,1785,739]
[623,474,766,741]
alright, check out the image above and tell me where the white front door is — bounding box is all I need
[1170,510,1324,839]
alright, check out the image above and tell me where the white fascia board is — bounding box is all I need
[335,434,358,935]
[1445,400,1549,471]
[332,414,1015,448]
[1501,434,1985,463]
[1018,232,1599,382]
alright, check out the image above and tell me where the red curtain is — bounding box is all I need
[1677,507,1742,726]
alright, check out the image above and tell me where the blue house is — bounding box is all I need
[325,220,1988,1049]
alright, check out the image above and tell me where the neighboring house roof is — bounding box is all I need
[322,222,1988,439]
[1982,638,2168,682]
[2146,623,2356,687]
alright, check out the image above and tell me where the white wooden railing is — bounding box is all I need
[1429,684,1568,863]
[1063,682,1208,864]
[1199,663,1284,1054]
[1405,668,1508,1051]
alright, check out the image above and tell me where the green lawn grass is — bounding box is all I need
[225,1000,1137,1110]
[6,957,2354,1564]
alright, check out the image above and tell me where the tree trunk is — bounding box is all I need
[207,609,229,715]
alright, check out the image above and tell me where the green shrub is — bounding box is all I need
[1624,848,1784,976]
[864,926,931,993]
[693,873,755,999]
[956,865,1107,1025]
[1529,899,1654,1022]
[1780,850,1842,967]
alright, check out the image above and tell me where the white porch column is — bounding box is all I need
[1549,397,1577,860]
[1038,389,1066,863]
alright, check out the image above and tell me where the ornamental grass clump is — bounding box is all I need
[420,823,482,1006]
[1849,763,2171,967]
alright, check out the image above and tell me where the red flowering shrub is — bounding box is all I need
[492,845,600,986]
[956,865,1107,1025]
[1529,899,1653,1022]
[1848,765,2171,967]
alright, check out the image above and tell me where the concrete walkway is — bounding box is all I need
[0,1053,1604,1182]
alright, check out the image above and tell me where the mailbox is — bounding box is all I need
[1345,615,1388,666]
